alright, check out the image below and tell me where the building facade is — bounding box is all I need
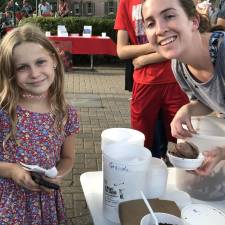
[70,0,119,17]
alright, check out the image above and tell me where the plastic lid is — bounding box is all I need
[181,204,225,225]
[101,128,145,142]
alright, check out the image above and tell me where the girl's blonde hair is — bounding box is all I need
[0,24,68,144]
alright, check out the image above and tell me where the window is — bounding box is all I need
[83,2,95,16]
[108,1,114,15]
[104,1,117,16]
[74,3,81,16]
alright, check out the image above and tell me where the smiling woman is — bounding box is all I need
[142,0,210,59]
[142,0,225,176]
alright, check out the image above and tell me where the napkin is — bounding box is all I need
[119,198,181,225]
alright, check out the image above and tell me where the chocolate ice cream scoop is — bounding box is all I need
[168,142,199,159]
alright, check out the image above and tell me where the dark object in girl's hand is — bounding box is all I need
[31,172,60,190]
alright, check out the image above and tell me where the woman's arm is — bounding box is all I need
[116,30,156,60]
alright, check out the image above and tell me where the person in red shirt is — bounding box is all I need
[58,0,70,17]
[114,0,189,157]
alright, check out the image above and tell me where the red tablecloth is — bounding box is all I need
[48,36,117,56]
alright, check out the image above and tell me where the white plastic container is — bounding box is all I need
[176,116,225,201]
[181,204,225,225]
[57,25,68,37]
[146,158,168,198]
[101,128,145,151]
[180,116,225,152]
[102,143,151,223]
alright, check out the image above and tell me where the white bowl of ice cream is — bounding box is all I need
[167,151,204,170]
[167,142,204,170]
[140,212,185,225]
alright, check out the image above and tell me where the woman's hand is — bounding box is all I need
[196,147,225,176]
[170,104,196,139]
[10,164,41,191]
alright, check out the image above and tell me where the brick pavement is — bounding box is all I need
[62,66,131,225]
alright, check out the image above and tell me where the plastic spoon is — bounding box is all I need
[140,191,159,225]
[20,162,58,178]
[44,166,58,178]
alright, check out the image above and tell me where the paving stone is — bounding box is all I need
[62,66,131,225]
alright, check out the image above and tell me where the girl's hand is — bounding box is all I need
[10,164,41,191]
[196,147,225,176]
[170,104,196,139]
[39,175,62,192]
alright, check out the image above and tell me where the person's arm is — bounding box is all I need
[62,2,69,16]
[170,100,212,139]
[116,30,156,60]
[117,29,167,68]
[0,162,41,191]
[38,4,42,15]
[132,52,167,69]
[55,133,76,177]
[40,132,76,192]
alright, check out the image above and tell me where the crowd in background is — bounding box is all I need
[0,0,70,37]
[195,0,225,27]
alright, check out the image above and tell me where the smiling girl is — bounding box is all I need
[0,24,79,224]
[142,0,225,175]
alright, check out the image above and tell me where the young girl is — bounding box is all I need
[0,24,79,224]
[142,0,225,175]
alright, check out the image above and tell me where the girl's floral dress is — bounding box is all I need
[0,105,79,225]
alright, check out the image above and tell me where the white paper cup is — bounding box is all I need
[101,32,106,38]
[45,31,51,37]
[140,212,185,225]
[71,33,79,37]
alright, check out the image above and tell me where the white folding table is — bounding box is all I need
[80,168,225,225]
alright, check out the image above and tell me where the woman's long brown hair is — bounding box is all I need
[142,0,211,33]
